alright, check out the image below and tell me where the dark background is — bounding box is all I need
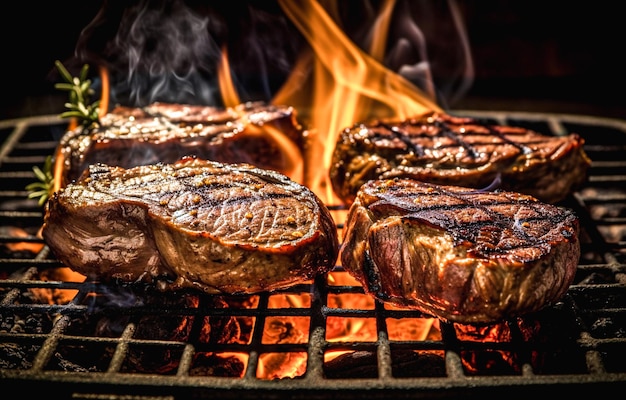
[1,0,624,120]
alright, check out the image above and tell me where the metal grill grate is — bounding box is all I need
[1,111,625,399]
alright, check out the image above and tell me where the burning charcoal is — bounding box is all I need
[591,317,626,339]
[324,350,446,379]
[223,296,259,344]
[324,351,378,378]
[50,351,99,373]
[258,352,307,379]
[72,285,241,343]
[390,350,446,378]
[455,320,525,375]
[460,351,520,375]
[0,312,52,334]
[256,318,309,379]
[0,342,39,369]
[123,345,183,374]
[262,318,306,344]
[189,352,245,377]
[198,312,242,345]
[67,286,243,374]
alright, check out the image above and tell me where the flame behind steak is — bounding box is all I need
[42,157,339,295]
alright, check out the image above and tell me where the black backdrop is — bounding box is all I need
[1,0,624,120]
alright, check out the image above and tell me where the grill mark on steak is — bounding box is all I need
[434,119,481,159]
[369,184,570,260]
[434,119,536,159]
[485,125,533,155]
[382,123,425,157]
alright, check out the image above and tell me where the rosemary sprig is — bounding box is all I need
[25,155,55,207]
[54,59,101,129]
[26,61,101,206]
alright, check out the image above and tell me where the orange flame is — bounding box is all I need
[217,45,305,185]
[2,226,44,254]
[213,0,443,203]
[272,0,442,203]
[30,267,86,305]
[99,65,110,116]
[217,45,240,107]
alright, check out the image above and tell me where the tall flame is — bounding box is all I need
[217,45,305,185]
[273,0,442,203]
[217,45,240,107]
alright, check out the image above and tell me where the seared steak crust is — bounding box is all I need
[329,112,590,205]
[340,179,580,324]
[42,157,339,295]
[57,101,304,188]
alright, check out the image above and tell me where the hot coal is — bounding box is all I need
[323,350,446,378]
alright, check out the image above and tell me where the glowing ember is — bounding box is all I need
[30,267,85,305]
[386,317,440,341]
[258,352,308,379]
[454,318,542,375]
[190,352,247,377]
[1,226,44,255]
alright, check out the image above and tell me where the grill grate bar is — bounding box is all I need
[1,112,626,398]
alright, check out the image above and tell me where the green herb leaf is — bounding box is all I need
[54,59,101,129]
[25,155,55,206]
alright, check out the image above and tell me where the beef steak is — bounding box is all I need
[329,112,591,205]
[42,157,339,294]
[340,178,580,324]
[56,101,305,188]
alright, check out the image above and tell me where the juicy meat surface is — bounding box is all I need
[329,112,591,205]
[42,157,339,295]
[340,178,580,324]
[56,101,305,188]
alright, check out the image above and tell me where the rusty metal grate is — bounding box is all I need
[1,111,625,399]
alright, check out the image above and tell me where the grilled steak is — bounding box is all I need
[42,157,339,295]
[56,101,305,188]
[329,112,591,205]
[340,178,580,324]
